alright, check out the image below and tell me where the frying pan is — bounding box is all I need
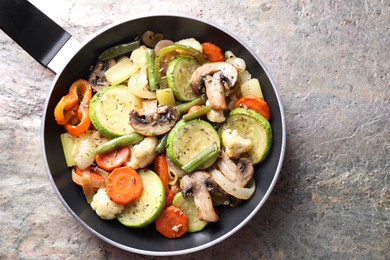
[0,0,286,256]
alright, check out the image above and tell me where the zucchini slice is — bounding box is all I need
[166,119,220,170]
[117,169,166,228]
[166,55,200,101]
[89,85,142,138]
[219,108,272,164]
[172,192,208,232]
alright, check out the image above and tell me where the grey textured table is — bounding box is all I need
[0,0,388,259]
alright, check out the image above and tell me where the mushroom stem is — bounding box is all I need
[204,73,228,110]
[180,171,219,222]
[190,62,238,95]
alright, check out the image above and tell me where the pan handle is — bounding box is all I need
[0,0,80,74]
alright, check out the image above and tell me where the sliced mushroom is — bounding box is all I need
[88,59,116,92]
[129,105,179,137]
[190,62,238,95]
[204,72,227,110]
[142,30,164,48]
[209,184,242,208]
[180,171,219,222]
[217,152,254,187]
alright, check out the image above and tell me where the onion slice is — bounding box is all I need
[210,169,255,200]
[91,165,110,179]
[71,168,105,189]
[79,171,94,204]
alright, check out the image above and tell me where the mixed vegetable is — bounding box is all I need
[54,31,273,239]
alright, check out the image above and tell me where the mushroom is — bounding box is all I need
[88,59,116,92]
[129,104,179,137]
[204,72,227,110]
[142,30,164,48]
[180,171,219,222]
[217,152,254,187]
[190,62,238,95]
[209,184,242,208]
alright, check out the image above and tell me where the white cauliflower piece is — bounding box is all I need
[175,38,203,52]
[126,136,158,169]
[90,188,124,220]
[205,100,226,123]
[222,129,253,159]
[130,45,149,68]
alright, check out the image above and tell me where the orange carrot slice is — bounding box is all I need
[95,146,130,171]
[201,42,224,62]
[235,95,271,120]
[155,205,188,238]
[105,166,143,204]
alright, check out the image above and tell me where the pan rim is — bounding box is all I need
[40,13,286,256]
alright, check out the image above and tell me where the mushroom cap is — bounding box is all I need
[88,59,116,92]
[129,105,179,137]
[190,62,238,95]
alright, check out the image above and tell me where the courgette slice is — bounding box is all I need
[117,169,166,228]
[166,55,200,101]
[219,108,272,164]
[155,44,206,89]
[172,192,208,232]
[89,85,142,138]
[166,119,220,170]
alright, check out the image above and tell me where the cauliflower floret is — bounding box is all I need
[222,129,253,159]
[205,100,226,123]
[130,45,149,68]
[175,38,203,52]
[126,136,158,169]
[90,188,124,220]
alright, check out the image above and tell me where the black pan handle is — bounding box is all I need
[0,0,76,72]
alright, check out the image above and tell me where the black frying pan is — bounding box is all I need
[0,0,286,256]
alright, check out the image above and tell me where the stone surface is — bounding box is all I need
[0,0,389,259]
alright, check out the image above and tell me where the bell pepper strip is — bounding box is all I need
[154,44,206,89]
[54,79,92,136]
[54,92,78,125]
[201,42,225,62]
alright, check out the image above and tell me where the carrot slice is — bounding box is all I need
[187,105,202,113]
[235,95,271,120]
[105,166,143,204]
[155,205,188,238]
[95,146,130,171]
[201,42,224,62]
[154,154,169,194]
